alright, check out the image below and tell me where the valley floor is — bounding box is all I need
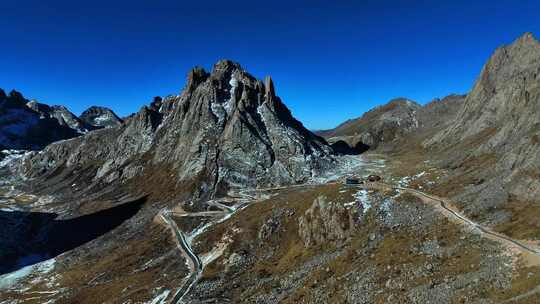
[1,153,540,303]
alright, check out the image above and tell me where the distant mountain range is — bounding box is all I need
[316,95,467,151]
[0,90,122,150]
[318,32,540,227]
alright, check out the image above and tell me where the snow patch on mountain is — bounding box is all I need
[211,102,227,125]
[225,76,238,115]
[0,258,56,290]
[0,150,29,167]
[148,289,171,304]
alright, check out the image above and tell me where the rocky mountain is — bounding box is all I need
[0,90,81,150]
[80,106,123,128]
[313,33,540,233]
[1,89,125,152]
[3,35,540,304]
[422,32,540,219]
[22,60,334,200]
[318,94,467,154]
[417,94,466,131]
[318,98,422,150]
[27,100,89,133]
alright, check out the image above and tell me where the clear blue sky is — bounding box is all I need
[1,0,539,129]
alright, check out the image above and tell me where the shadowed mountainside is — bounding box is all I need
[0,196,146,275]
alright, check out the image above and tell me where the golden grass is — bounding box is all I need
[495,200,540,240]
[489,264,540,303]
[431,153,497,199]
[195,178,539,303]
[51,222,184,304]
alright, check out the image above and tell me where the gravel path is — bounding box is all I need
[363,182,540,258]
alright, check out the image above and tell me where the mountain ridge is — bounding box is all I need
[21,59,335,203]
[1,89,124,151]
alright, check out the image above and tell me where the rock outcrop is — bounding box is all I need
[298,196,355,246]
[80,106,123,128]
[22,60,334,199]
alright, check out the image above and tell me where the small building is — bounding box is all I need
[367,175,382,182]
[345,177,361,185]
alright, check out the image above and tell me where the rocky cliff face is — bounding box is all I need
[23,60,334,198]
[0,90,81,150]
[426,32,540,205]
[80,106,123,128]
[428,33,540,147]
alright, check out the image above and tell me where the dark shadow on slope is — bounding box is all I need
[0,196,146,275]
[330,140,370,155]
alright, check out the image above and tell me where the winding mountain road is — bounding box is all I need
[159,190,272,303]
[365,182,540,257]
[159,212,202,304]
[159,182,320,303]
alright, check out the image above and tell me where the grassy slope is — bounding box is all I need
[188,178,539,303]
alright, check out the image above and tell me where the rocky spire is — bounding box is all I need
[514,32,539,46]
[187,67,209,91]
[149,96,163,111]
[264,76,275,99]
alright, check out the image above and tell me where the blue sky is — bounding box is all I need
[1,0,539,129]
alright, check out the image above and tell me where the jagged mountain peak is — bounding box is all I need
[0,89,82,150]
[25,99,89,133]
[429,32,540,144]
[23,60,333,198]
[264,75,276,98]
[197,59,250,90]
[513,31,539,46]
[82,105,117,112]
[80,106,122,128]
[180,60,294,130]
[50,104,70,111]
[477,32,540,95]
[186,66,210,91]
[497,32,540,58]
[211,59,243,75]
[426,32,540,203]
[26,99,46,112]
